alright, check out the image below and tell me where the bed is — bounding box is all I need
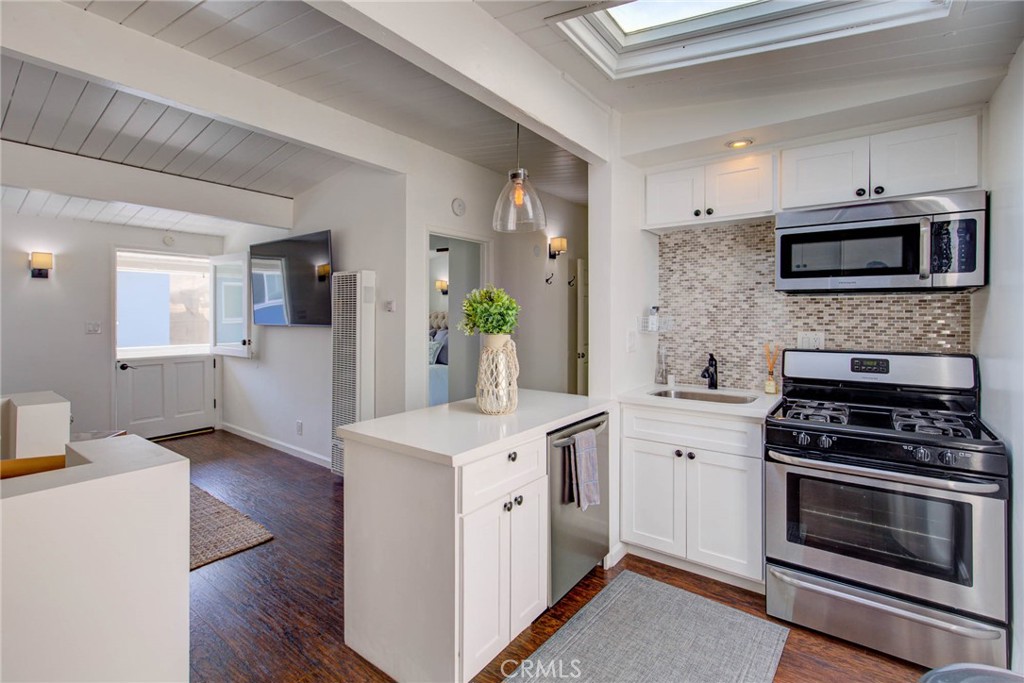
[428,311,449,406]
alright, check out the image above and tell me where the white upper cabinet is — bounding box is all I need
[780,115,979,209]
[644,153,773,229]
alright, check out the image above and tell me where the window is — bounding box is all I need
[556,0,953,79]
[116,251,211,357]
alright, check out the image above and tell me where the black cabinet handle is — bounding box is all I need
[873,186,885,195]
[706,208,714,215]
[687,452,696,460]
[508,451,517,462]
[514,495,524,506]
[693,209,702,217]
[856,188,866,197]
[503,501,513,512]
[674,449,684,458]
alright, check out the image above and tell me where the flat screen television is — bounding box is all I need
[249,230,333,326]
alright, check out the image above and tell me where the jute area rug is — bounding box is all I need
[504,570,789,682]
[190,484,273,570]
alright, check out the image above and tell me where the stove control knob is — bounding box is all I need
[914,447,932,462]
[817,435,833,449]
[796,432,811,446]
[938,450,957,466]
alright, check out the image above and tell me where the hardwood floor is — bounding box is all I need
[165,430,926,683]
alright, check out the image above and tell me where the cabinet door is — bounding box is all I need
[620,438,686,557]
[461,497,510,682]
[869,116,978,200]
[685,449,763,580]
[645,166,704,228]
[704,154,774,220]
[780,137,869,209]
[509,477,549,637]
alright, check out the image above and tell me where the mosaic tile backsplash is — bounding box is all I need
[658,219,972,391]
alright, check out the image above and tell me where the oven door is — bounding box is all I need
[776,217,931,291]
[765,450,1007,622]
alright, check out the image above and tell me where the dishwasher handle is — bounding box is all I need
[550,417,608,449]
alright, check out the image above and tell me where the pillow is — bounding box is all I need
[435,329,449,366]
[429,328,437,340]
[428,340,443,365]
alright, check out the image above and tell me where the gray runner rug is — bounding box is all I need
[504,570,788,682]
[190,484,273,570]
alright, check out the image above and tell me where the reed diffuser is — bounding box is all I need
[764,342,781,394]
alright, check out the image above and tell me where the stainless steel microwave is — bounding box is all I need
[775,191,986,292]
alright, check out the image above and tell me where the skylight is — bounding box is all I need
[606,0,765,34]
[555,0,954,80]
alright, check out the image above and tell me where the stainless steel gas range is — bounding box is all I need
[764,350,1009,668]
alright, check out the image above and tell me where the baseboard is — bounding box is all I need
[623,543,766,595]
[604,542,628,570]
[219,423,331,469]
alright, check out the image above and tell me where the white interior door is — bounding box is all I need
[115,355,215,438]
[210,253,252,358]
[576,259,588,395]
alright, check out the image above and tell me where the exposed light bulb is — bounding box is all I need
[513,181,525,207]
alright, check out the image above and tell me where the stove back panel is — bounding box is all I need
[783,350,977,391]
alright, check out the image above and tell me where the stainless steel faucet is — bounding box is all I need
[700,353,718,390]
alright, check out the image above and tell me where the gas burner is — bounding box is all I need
[787,400,850,425]
[892,410,974,439]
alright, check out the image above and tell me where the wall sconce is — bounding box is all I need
[316,263,331,282]
[548,236,567,259]
[435,279,449,295]
[30,252,53,279]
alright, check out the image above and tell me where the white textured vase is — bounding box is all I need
[476,334,519,415]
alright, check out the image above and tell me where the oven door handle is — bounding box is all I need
[769,567,1003,641]
[766,450,1001,494]
[919,216,932,280]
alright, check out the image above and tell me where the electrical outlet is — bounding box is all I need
[797,331,826,349]
[296,420,303,436]
[84,322,101,335]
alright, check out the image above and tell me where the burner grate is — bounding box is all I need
[892,410,974,439]
[787,400,850,425]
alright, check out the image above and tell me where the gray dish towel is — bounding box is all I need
[561,445,576,505]
[573,428,600,512]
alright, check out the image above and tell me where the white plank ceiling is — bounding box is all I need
[0,55,352,199]
[64,0,590,205]
[1,184,276,236]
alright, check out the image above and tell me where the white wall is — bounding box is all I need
[494,192,588,394]
[0,213,223,431]
[973,42,1024,672]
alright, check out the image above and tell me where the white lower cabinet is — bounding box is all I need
[461,476,548,682]
[621,433,763,581]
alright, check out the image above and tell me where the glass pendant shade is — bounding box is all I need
[493,168,546,233]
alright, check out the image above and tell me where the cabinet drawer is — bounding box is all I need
[622,406,761,458]
[460,438,544,514]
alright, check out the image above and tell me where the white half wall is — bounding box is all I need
[0,213,223,431]
[972,42,1024,672]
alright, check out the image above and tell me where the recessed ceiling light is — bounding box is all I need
[725,138,754,149]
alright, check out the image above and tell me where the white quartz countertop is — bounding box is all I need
[619,383,780,420]
[337,389,614,467]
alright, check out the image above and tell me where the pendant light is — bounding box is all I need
[492,124,546,233]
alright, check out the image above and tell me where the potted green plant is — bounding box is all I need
[458,286,521,414]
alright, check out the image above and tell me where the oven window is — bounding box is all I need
[780,223,921,279]
[787,475,972,585]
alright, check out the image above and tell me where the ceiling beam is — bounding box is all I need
[310,1,611,165]
[1,141,293,230]
[0,1,429,176]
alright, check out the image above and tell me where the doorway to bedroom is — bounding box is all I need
[428,235,482,405]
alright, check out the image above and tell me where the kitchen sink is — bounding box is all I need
[649,389,757,404]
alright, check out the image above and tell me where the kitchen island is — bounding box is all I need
[337,389,614,683]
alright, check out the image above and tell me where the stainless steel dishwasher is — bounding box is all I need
[547,412,610,605]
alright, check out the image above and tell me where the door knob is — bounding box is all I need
[873,186,885,195]
[514,495,524,506]
[706,208,714,215]
[674,449,684,458]
[693,209,702,217]
[856,188,866,197]
[508,451,518,462]
[118,363,137,371]
[503,501,513,512]
[687,452,696,460]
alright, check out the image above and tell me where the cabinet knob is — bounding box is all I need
[687,452,696,460]
[693,209,702,217]
[856,188,866,197]
[503,501,513,512]
[514,495,524,507]
[706,208,714,216]
[873,186,885,195]
[508,451,518,462]
[674,449,684,458]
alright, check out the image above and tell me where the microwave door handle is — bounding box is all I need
[767,450,1000,494]
[919,217,932,279]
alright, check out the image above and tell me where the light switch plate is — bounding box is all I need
[797,331,825,349]
[626,329,637,353]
